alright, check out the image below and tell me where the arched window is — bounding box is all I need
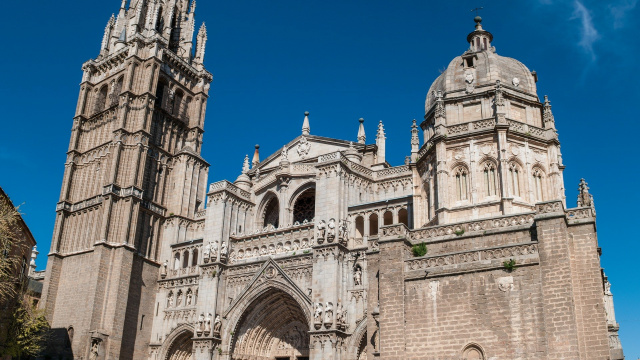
[293,188,315,224]
[383,211,393,226]
[533,168,544,202]
[462,344,485,360]
[94,85,108,113]
[355,216,364,239]
[182,251,189,268]
[508,163,521,197]
[111,76,124,106]
[173,90,184,117]
[263,197,279,229]
[173,252,180,270]
[369,213,379,236]
[455,167,469,201]
[191,248,198,267]
[155,80,167,109]
[482,162,497,197]
[398,208,409,227]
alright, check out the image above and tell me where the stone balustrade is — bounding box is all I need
[229,223,315,263]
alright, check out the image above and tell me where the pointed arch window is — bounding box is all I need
[293,188,315,224]
[533,168,544,202]
[455,167,469,201]
[263,197,279,229]
[94,85,108,114]
[508,163,521,197]
[483,162,497,197]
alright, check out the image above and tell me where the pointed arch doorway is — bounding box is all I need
[230,289,310,360]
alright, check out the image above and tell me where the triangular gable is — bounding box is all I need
[255,135,368,172]
[223,258,312,318]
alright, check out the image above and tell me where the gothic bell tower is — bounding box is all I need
[40,0,211,358]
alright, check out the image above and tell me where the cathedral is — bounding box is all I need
[39,1,624,359]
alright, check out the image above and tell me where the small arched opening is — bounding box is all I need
[173,252,180,270]
[94,85,108,113]
[462,344,485,360]
[369,214,379,236]
[383,211,393,226]
[355,216,364,239]
[398,208,409,227]
[181,251,188,268]
[191,248,198,267]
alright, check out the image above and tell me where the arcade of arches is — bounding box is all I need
[231,289,310,360]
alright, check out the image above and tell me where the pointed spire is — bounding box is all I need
[434,90,446,120]
[101,15,116,52]
[411,119,420,162]
[252,144,260,168]
[190,0,197,14]
[194,22,208,64]
[357,118,366,144]
[543,95,555,126]
[376,120,386,164]
[302,111,310,135]
[242,155,250,174]
[577,178,594,208]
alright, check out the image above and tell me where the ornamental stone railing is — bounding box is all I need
[409,213,535,242]
[405,243,538,272]
[229,223,314,263]
[208,180,251,200]
[195,209,207,219]
[169,266,200,278]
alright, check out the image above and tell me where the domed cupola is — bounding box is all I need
[424,16,538,114]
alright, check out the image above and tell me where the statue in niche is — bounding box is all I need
[211,240,219,261]
[203,242,211,263]
[89,339,100,360]
[220,242,228,258]
[160,260,168,278]
[316,220,326,244]
[327,219,336,242]
[213,314,222,335]
[204,313,212,335]
[167,292,174,308]
[324,302,333,328]
[336,302,344,325]
[338,220,349,245]
[186,290,193,306]
[354,266,362,286]
[197,313,205,335]
[313,302,323,328]
[176,291,183,307]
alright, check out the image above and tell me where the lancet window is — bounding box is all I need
[293,188,315,224]
[482,162,497,197]
[94,85,108,114]
[533,168,544,202]
[455,167,469,201]
[508,163,521,197]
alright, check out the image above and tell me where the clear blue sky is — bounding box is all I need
[1,0,638,356]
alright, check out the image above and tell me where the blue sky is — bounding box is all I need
[1,0,638,356]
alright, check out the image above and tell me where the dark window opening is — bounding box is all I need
[293,188,316,224]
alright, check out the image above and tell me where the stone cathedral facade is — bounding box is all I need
[40,1,624,359]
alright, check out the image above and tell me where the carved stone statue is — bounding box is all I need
[281,146,289,162]
[213,314,222,335]
[203,242,211,263]
[221,242,228,257]
[297,136,311,158]
[160,260,168,278]
[197,313,205,335]
[89,339,100,360]
[211,240,219,260]
[324,302,333,328]
[338,220,349,245]
[186,290,193,306]
[313,303,323,329]
[204,313,212,335]
[327,218,336,242]
[167,293,174,308]
[176,291,183,307]
[316,220,326,244]
[354,266,362,286]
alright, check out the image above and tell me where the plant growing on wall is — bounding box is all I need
[503,259,516,272]
[411,242,428,257]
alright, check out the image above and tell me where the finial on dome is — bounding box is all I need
[242,155,250,174]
